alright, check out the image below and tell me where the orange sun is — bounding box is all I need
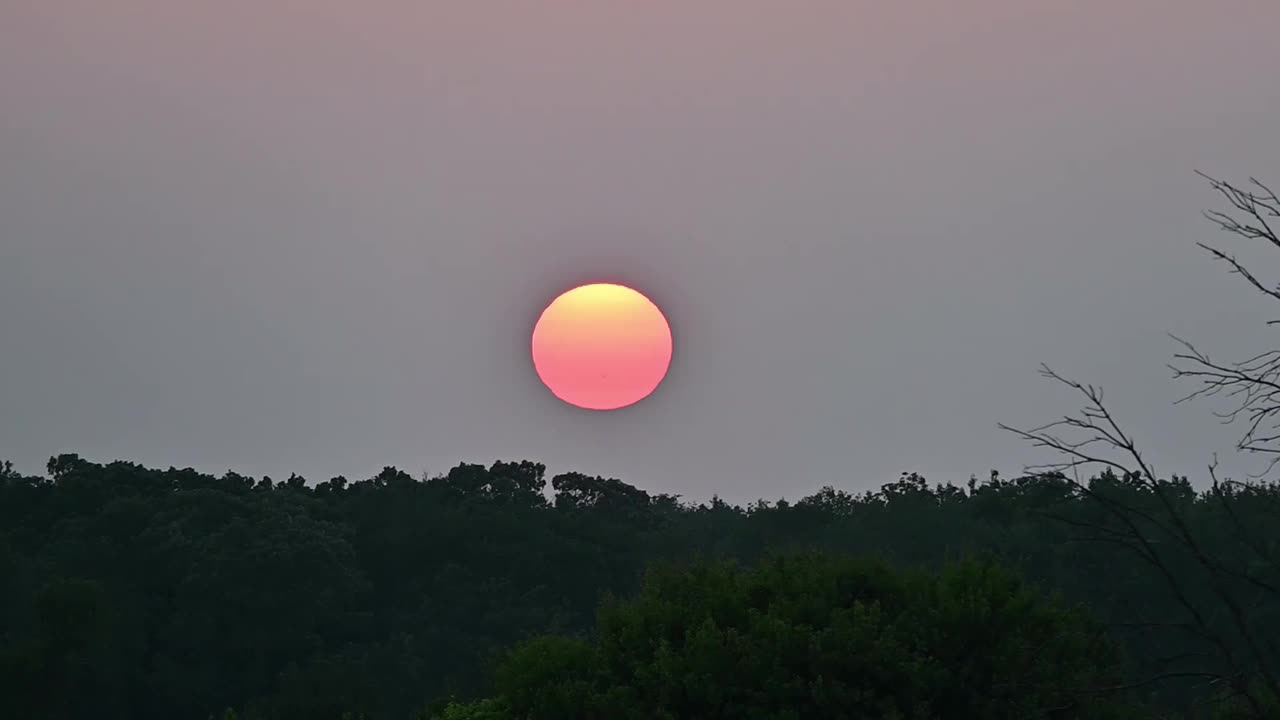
[531,283,673,411]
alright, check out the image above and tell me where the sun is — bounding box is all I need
[531,283,673,411]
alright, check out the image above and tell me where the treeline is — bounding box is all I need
[1,454,1277,719]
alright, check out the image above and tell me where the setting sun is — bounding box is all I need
[531,283,673,411]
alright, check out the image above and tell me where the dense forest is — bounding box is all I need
[5,176,1279,719]
[2,454,1277,719]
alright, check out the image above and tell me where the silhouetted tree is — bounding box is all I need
[439,550,1148,719]
[1001,173,1280,718]
[3,448,1277,718]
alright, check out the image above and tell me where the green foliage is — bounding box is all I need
[461,550,1143,719]
[1209,682,1280,720]
[428,698,510,720]
[0,455,1275,718]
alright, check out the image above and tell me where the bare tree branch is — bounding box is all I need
[1002,172,1280,718]
[1172,174,1280,476]
[1001,364,1280,717]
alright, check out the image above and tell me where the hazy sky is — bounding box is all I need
[3,1,1280,504]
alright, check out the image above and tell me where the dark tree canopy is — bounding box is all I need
[445,551,1143,720]
[1,453,1277,719]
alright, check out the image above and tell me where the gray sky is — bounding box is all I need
[3,0,1279,505]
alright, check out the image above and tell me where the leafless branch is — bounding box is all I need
[1197,171,1280,252]
[1171,174,1280,477]
[1002,363,1280,716]
[1001,172,1280,717]
[1170,335,1280,477]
